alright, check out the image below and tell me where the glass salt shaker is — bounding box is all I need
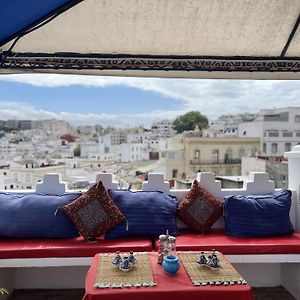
[158,234,167,264]
[167,236,176,256]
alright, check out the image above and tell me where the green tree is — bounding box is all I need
[73,145,81,157]
[172,111,208,133]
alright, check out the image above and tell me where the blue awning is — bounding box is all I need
[0,0,81,47]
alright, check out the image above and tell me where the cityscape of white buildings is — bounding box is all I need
[0,107,299,190]
[239,107,300,156]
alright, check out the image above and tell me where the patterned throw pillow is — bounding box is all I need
[177,180,223,233]
[62,181,126,241]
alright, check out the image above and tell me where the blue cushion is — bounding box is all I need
[224,189,294,238]
[105,190,179,239]
[0,192,81,238]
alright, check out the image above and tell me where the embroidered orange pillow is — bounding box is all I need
[177,180,223,233]
[62,181,125,241]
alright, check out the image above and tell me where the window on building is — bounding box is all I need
[264,112,289,122]
[263,143,267,153]
[295,115,300,123]
[172,169,178,178]
[296,131,300,137]
[282,131,293,137]
[268,130,279,137]
[239,148,245,158]
[285,143,292,152]
[194,149,200,159]
[168,152,175,159]
[224,148,232,163]
[271,143,278,154]
[212,149,219,163]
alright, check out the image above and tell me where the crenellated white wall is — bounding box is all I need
[5,166,298,232]
[283,145,300,298]
[285,144,300,231]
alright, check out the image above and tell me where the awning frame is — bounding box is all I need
[1,52,300,73]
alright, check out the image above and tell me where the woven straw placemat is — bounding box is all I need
[94,252,156,288]
[178,251,247,286]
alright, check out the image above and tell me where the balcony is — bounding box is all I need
[190,158,241,165]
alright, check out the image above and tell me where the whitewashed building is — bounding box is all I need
[205,113,257,138]
[80,142,105,159]
[0,141,17,160]
[120,142,148,162]
[151,120,176,137]
[126,131,152,143]
[239,107,300,156]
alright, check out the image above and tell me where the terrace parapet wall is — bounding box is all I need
[285,144,300,230]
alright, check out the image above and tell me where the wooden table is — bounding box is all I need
[83,252,254,300]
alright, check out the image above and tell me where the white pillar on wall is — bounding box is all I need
[284,145,300,230]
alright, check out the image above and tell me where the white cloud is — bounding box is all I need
[0,101,179,128]
[0,101,56,119]
[0,74,300,127]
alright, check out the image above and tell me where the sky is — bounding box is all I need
[0,74,300,128]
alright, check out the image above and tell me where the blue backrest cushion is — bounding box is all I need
[105,190,179,239]
[224,189,294,237]
[0,192,81,238]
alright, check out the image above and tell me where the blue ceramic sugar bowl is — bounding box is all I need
[162,255,180,274]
